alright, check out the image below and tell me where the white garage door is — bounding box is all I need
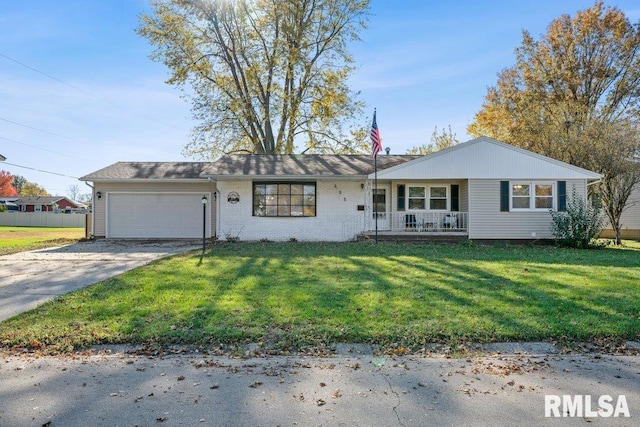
[107,193,210,238]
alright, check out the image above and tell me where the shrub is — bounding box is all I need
[549,189,603,248]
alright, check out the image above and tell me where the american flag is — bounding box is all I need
[371,110,383,159]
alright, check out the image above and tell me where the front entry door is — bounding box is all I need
[372,185,390,230]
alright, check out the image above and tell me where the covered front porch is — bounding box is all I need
[358,211,468,242]
[342,179,470,240]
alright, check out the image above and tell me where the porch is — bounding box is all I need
[343,211,469,241]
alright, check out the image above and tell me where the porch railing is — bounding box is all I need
[342,212,469,240]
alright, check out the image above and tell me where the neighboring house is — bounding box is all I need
[0,197,19,211]
[80,136,602,242]
[16,196,82,213]
[600,183,640,240]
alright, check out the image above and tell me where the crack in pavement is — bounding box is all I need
[378,367,405,427]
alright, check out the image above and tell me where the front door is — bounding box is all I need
[372,185,390,230]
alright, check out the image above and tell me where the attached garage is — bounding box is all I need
[106,192,212,239]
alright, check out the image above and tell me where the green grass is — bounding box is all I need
[0,226,85,255]
[0,241,638,354]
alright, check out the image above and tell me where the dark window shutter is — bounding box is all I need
[397,184,405,211]
[557,181,567,211]
[450,184,459,212]
[500,181,509,212]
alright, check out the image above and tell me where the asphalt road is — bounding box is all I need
[0,345,638,426]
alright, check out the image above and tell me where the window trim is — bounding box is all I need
[252,181,316,217]
[407,186,426,210]
[509,181,555,212]
[406,184,450,212]
[429,185,448,211]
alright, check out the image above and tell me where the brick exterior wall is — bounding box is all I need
[216,179,366,242]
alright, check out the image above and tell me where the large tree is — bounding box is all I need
[12,174,27,194]
[138,0,370,158]
[0,171,18,197]
[20,182,49,197]
[468,2,640,243]
[407,125,459,155]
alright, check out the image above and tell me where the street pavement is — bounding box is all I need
[0,344,638,426]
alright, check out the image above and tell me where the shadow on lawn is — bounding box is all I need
[97,242,640,349]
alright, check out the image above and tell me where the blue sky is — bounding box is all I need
[1,1,639,197]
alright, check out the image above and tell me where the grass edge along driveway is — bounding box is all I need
[0,241,638,355]
[0,226,85,256]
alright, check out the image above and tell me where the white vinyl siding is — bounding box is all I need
[468,179,586,239]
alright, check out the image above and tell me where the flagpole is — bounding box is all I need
[374,153,378,244]
[370,108,382,244]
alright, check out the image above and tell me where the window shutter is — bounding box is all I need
[500,181,509,212]
[397,184,405,211]
[450,185,459,212]
[557,181,567,211]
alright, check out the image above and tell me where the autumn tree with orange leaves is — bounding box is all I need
[0,171,18,197]
[468,2,640,244]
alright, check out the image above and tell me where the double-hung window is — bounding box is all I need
[429,186,447,210]
[407,185,448,210]
[510,182,554,211]
[408,186,426,210]
[253,182,316,217]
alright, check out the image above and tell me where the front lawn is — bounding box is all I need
[0,226,85,255]
[0,242,638,354]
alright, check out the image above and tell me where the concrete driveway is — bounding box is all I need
[0,240,200,322]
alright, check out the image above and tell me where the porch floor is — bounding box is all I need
[357,231,468,243]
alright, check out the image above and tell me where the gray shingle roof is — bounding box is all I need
[80,156,419,181]
[201,154,419,177]
[79,162,212,181]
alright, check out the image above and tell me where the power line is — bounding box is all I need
[2,161,79,179]
[0,117,87,144]
[0,52,92,96]
[0,135,92,162]
[0,52,188,132]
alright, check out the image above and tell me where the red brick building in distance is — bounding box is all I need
[16,196,83,213]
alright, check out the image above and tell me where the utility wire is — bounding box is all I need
[0,52,188,132]
[0,52,92,96]
[0,117,87,144]
[2,161,79,179]
[0,135,92,162]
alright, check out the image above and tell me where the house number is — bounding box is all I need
[227,192,240,203]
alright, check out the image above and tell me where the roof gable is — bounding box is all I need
[371,136,601,180]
